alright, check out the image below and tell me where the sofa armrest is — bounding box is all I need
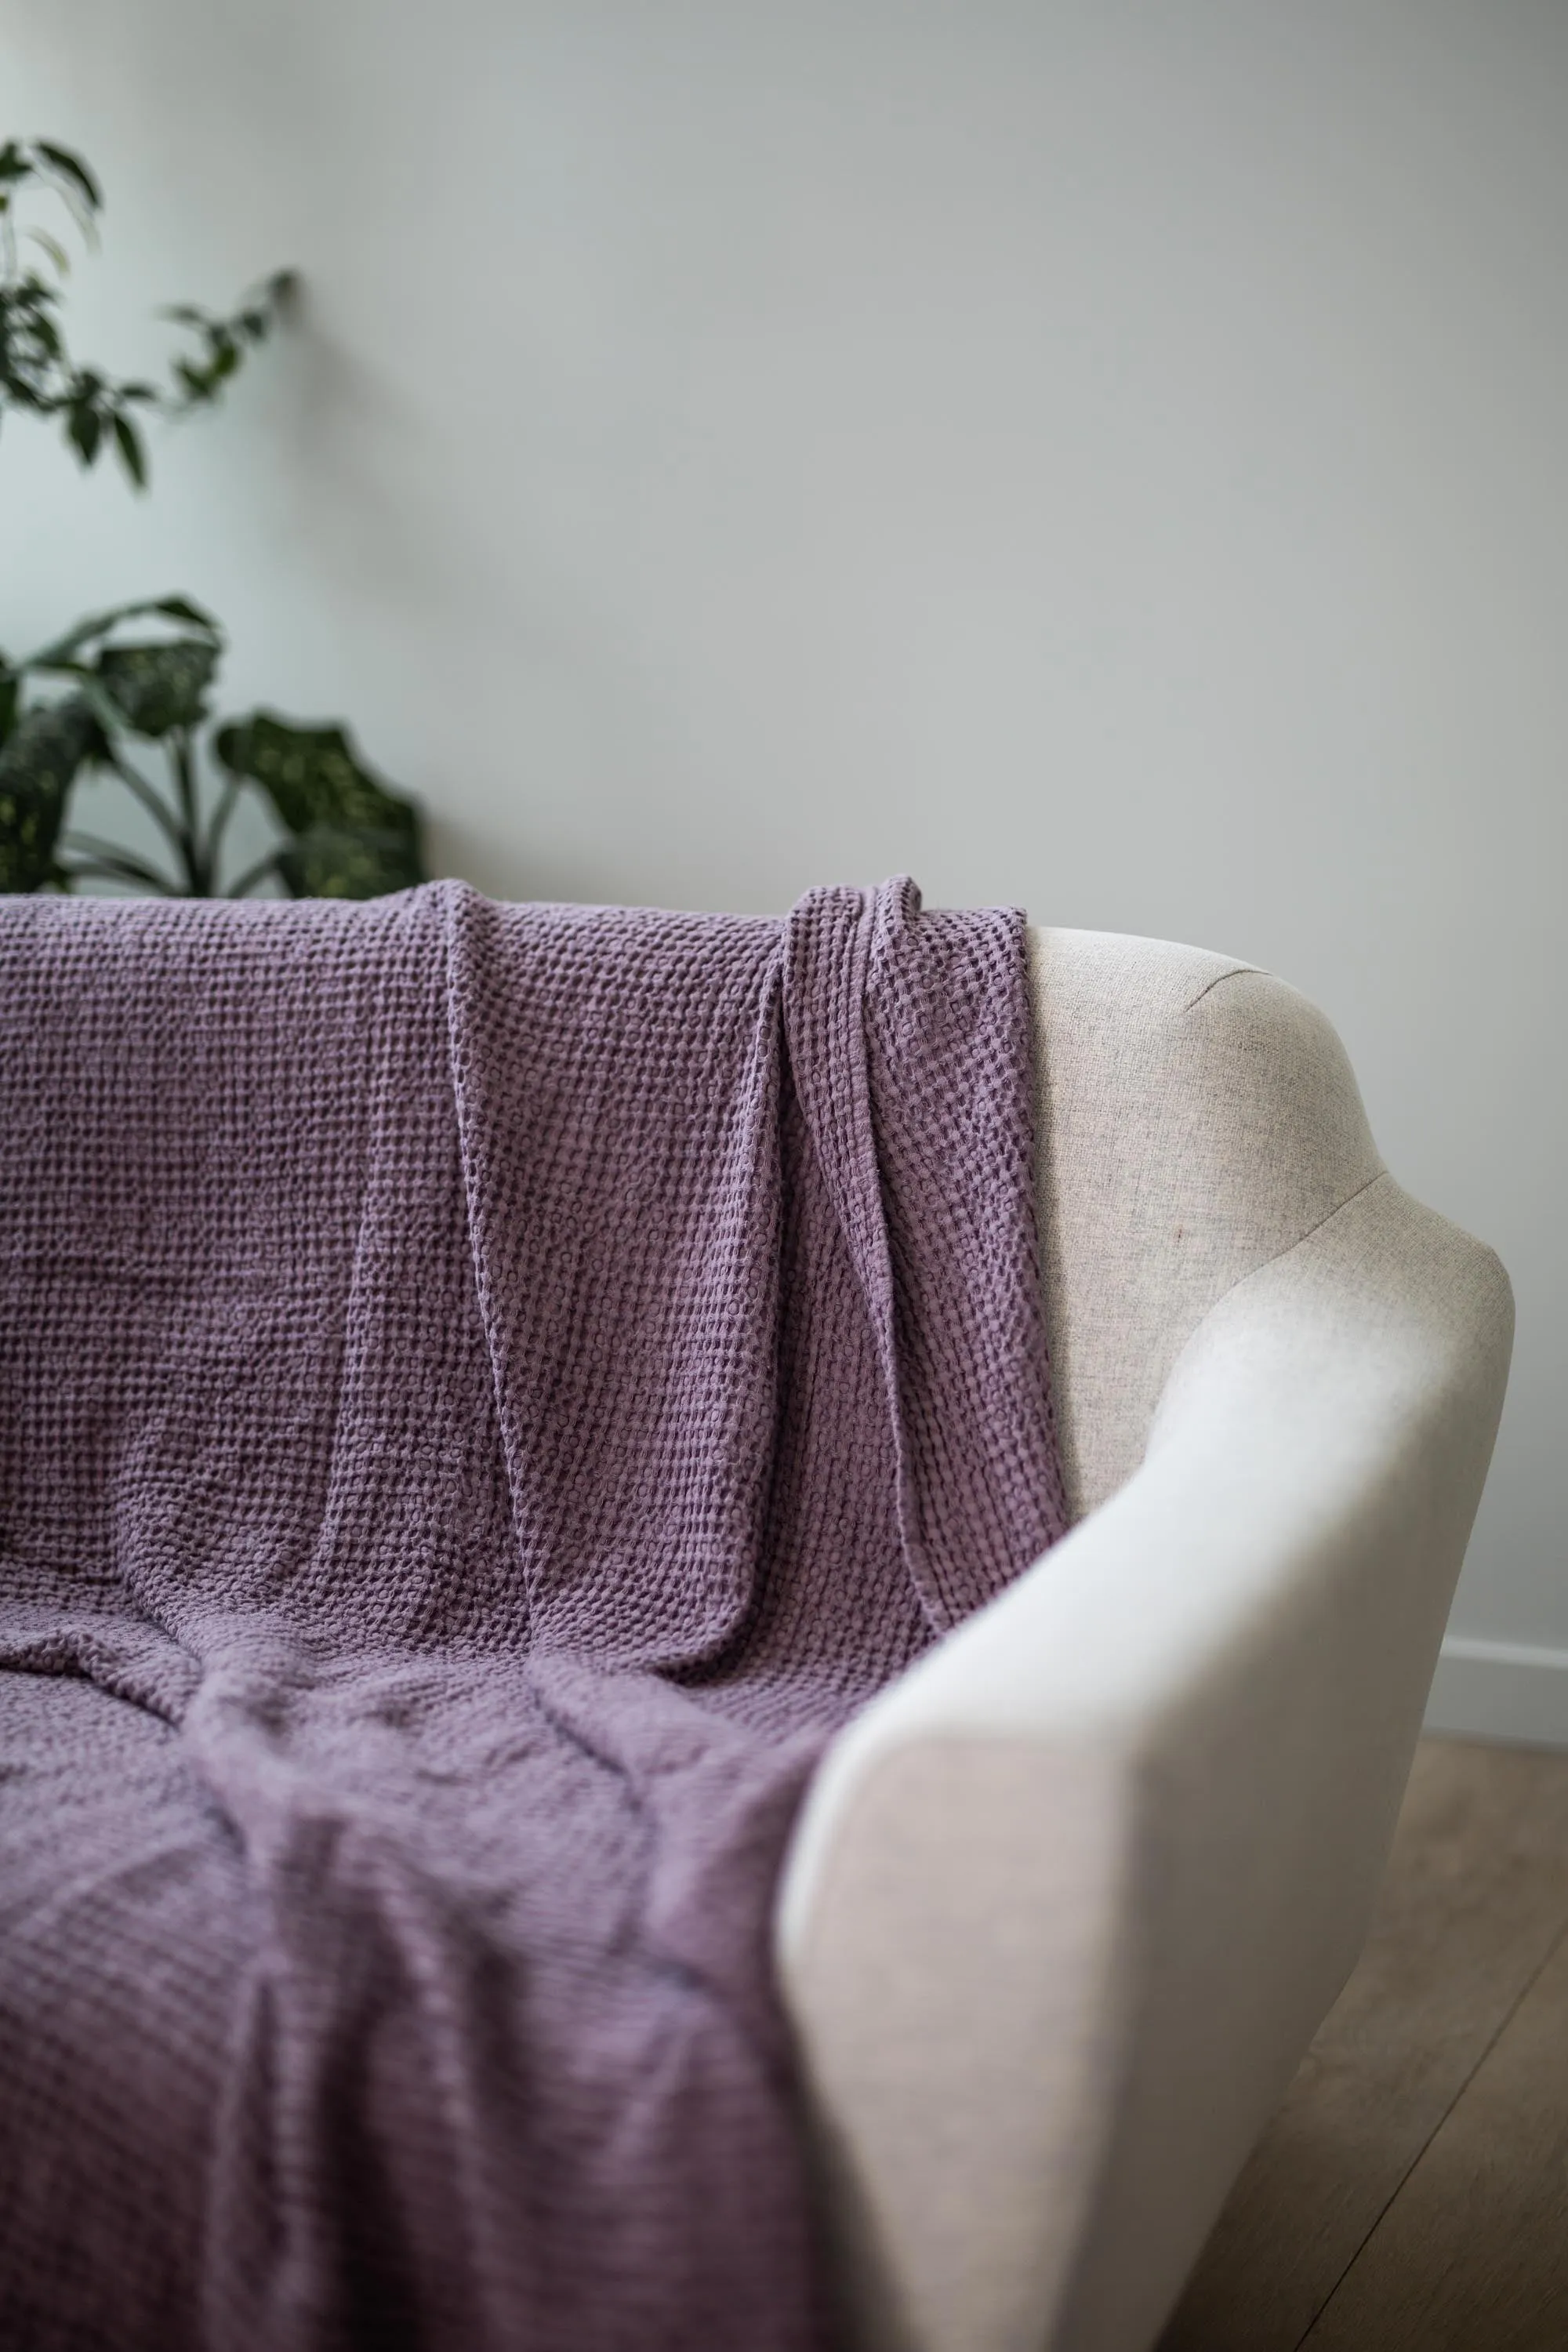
[775,1174,1513,2352]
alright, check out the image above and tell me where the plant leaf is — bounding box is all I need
[148,594,221,632]
[111,409,147,488]
[21,595,223,673]
[34,142,103,214]
[26,227,71,277]
[67,397,102,466]
[213,711,426,900]
[0,693,96,892]
[93,637,219,737]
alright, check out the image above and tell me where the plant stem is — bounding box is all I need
[101,745,189,854]
[60,840,178,895]
[224,845,285,900]
[171,727,202,892]
[202,767,244,884]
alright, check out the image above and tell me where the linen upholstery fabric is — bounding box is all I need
[778,928,1512,2352]
[0,877,1067,2352]
[1027,930,1384,1519]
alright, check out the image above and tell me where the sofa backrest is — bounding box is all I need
[1027,928,1385,1520]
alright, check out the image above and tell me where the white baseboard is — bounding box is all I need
[1424,1636,1568,1750]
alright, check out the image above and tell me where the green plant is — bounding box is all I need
[0,138,426,900]
[0,136,292,488]
[0,600,424,898]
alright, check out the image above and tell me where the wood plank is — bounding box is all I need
[1301,1920,1568,2350]
[1157,1738,1568,2352]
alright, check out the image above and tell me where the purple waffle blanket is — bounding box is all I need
[0,877,1065,2352]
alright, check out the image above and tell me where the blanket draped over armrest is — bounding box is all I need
[0,877,1065,2352]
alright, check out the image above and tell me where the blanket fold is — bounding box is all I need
[0,877,1065,2352]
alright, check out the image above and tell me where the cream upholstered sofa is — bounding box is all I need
[774,928,1513,2352]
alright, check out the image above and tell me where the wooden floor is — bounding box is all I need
[1157,1736,1568,2352]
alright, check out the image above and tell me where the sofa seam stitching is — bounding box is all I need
[1180,962,1265,1014]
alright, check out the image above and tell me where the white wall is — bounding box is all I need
[5,2,1566,1728]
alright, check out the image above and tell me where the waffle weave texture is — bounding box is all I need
[0,875,1066,2351]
